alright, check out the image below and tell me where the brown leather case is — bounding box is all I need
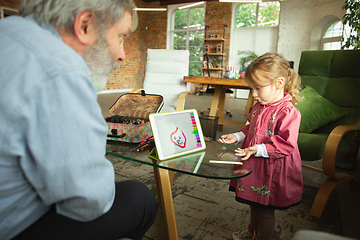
[105,91,163,143]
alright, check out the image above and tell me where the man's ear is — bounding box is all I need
[73,10,97,46]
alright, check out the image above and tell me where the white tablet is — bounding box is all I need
[149,109,206,160]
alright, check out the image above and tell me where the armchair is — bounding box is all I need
[296,50,360,218]
[131,49,190,112]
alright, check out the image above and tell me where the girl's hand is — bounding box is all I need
[217,134,237,144]
[234,145,258,160]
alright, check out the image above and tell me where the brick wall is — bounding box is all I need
[107,0,168,90]
[109,1,233,90]
[204,1,232,78]
[1,0,346,89]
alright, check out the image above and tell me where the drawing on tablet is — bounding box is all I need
[170,127,187,148]
[149,109,206,160]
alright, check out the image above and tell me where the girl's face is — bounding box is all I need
[246,78,285,105]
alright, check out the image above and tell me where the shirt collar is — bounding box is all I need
[264,93,292,107]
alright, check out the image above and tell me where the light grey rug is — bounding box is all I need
[107,155,342,240]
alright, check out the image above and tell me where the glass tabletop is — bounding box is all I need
[106,140,252,179]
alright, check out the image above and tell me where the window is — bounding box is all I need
[322,21,352,50]
[235,1,280,28]
[169,5,205,76]
[322,21,343,50]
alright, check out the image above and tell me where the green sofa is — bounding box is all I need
[296,50,360,218]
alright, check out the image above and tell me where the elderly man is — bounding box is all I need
[0,1,157,239]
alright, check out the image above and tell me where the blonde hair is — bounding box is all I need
[244,52,301,104]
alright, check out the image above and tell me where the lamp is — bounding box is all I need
[134,8,167,11]
[178,1,205,9]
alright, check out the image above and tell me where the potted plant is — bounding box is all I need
[216,58,222,68]
[238,50,258,71]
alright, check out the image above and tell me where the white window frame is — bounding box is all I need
[166,3,205,50]
[321,20,342,50]
[167,3,205,78]
[234,1,280,29]
[320,20,353,50]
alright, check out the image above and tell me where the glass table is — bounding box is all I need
[106,140,252,240]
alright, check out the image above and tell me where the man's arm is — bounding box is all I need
[22,69,115,221]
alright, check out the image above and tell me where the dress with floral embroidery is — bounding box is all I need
[229,93,303,209]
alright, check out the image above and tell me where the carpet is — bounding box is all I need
[107,155,343,240]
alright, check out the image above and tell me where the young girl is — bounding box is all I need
[218,52,303,240]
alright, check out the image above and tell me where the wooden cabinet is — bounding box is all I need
[202,25,227,77]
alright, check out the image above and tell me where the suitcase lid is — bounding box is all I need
[109,91,163,120]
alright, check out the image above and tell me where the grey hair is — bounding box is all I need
[19,0,136,32]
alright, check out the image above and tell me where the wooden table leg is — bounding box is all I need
[153,167,175,204]
[217,87,226,131]
[153,167,163,204]
[209,85,249,129]
[209,86,222,117]
[154,168,178,240]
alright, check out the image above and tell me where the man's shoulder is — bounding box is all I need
[0,16,87,75]
[0,16,92,110]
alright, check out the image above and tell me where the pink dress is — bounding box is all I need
[229,93,303,209]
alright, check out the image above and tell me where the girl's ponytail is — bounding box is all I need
[285,68,302,105]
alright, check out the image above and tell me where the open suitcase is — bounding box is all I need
[105,90,163,143]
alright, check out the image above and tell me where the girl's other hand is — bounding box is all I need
[234,145,258,160]
[217,134,237,144]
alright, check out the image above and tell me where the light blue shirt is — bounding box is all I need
[0,16,115,240]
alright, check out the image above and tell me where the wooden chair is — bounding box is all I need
[297,50,360,218]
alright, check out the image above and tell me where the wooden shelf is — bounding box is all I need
[203,53,225,56]
[202,67,224,71]
[202,25,227,77]
[204,38,225,41]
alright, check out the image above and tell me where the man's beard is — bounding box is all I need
[82,34,119,93]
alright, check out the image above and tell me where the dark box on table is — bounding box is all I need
[105,91,163,143]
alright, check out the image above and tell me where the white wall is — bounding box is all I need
[229,0,345,73]
[277,0,345,72]
[229,0,345,98]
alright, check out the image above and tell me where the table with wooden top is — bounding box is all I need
[183,76,254,129]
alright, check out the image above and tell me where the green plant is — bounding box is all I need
[341,0,360,49]
[216,58,222,68]
[238,50,258,71]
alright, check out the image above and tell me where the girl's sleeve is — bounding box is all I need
[263,107,301,161]
[234,131,246,144]
[255,143,269,158]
